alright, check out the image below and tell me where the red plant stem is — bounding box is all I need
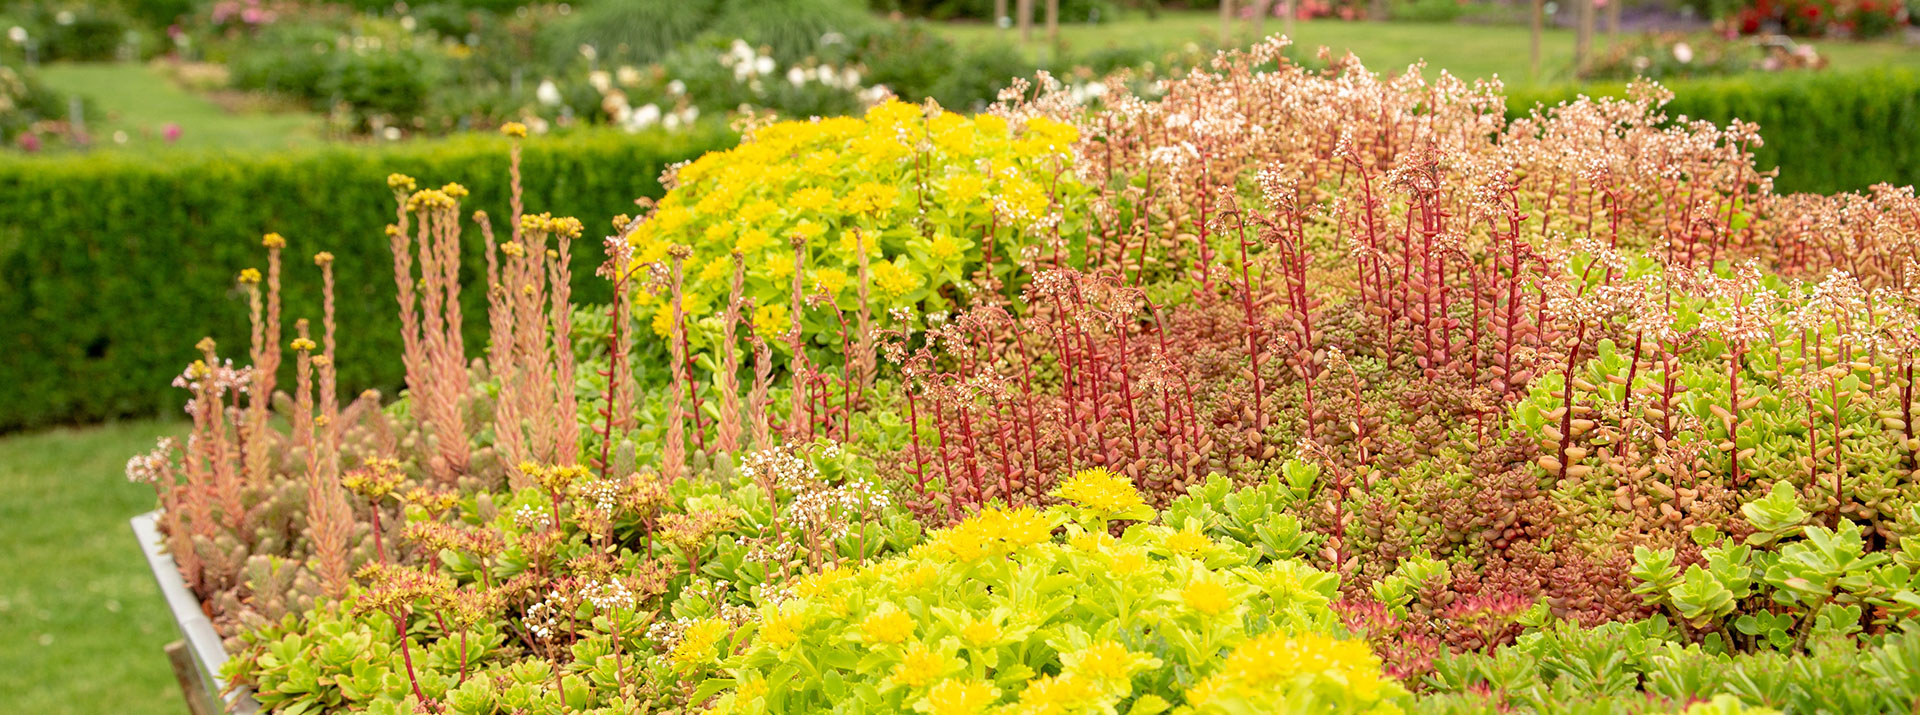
[830,302,856,442]
[371,505,389,564]
[931,394,960,522]
[904,383,930,496]
[1196,158,1215,292]
[1047,295,1082,471]
[391,608,435,712]
[1497,198,1529,394]
[1803,329,1818,483]
[683,334,707,455]
[1621,331,1644,414]
[1832,375,1845,505]
[1465,260,1483,382]
[1729,342,1746,486]
[1116,319,1143,465]
[1558,323,1588,482]
[1391,206,1413,355]
[992,396,1017,503]
[1232,211,1267,431]
[597,274,628,478]
[1012,337,1043,476]
[956,403,984,506]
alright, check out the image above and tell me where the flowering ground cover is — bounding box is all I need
[121,37,1920,714]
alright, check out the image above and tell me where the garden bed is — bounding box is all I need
[114,37,1920,715]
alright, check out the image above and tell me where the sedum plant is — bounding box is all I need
[1631,482,1920,650]
[628,99,1089,348]
[698,468,1397,714]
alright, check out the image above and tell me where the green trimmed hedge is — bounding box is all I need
[0,127,734,432]
[1508,69,1920,195]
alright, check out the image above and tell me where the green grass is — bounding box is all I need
[34,62,322,154]
[0,420,187,715]
[932,12,1920,87]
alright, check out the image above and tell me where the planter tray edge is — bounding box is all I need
[130,511,262,715]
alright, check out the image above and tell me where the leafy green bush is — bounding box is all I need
[2,1,143,62]
[224,22,341,100]
[0,126,734,432]
[539,0,724,67]
[0,63,74,144]
[1387,0,1469,23]
[866,0,1119,22]
[1510,69,1920,194]
[222,18,449,130]
[853,22,1035,112]
[541,0,875,68]
[705,0,879,62]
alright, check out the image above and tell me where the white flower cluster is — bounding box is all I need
[174,359,250,417]
[512,504,551,531]
[524,592,566,640]
[719,39,889,106]
[622,102,699,133]
[125,438,177,485]
[575,476,624,512]
[738,444,819,492]
[582,578,636,613]
[719,39,779,89]
[785,63,863,91]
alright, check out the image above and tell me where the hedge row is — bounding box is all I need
[1508,68,1920,195]
[0,127,734,432]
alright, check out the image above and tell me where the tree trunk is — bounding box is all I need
[1284,0,1295,39]
[1576,0,1595,73]
[1530,0,1544,80]
[1047,0,1060,44]
[1254,0,1272,39]
[1221,0,1236,46]
[1018,0,1034,42]
[996,0,1009,30]
[1607,0,1621,42]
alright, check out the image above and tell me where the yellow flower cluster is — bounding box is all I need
[627,100,1087,344]
[860,606,916,645]
[1053,467,1151,522]
[710,493,1374,714]
[341,458,406,501]
[1182,632,1404,714]
[916,679,999,715]
[518,212,584,239]
[670,617,732,673]
[918,505,1056,563]
[518,461,589,496]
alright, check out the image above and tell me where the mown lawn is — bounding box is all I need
[0,420,186,715]
[34,62,322,154]
[933,12,1920,86]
